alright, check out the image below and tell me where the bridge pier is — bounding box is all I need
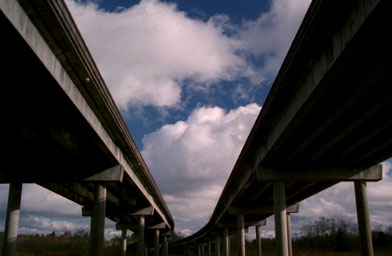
[2,183,23,256]
[89,184,106,256]
[274,181,288,256]
[137,216,145,256]
[354,181,374,256]
[208,240,212,256]
[154,229,160,256]
[255,225,262,256]
[286,214,292,256]
[238,214,245,256]
[121,229,127,256]
[215,235,220,256]
[163,235,168,256]
[224,228,230,256]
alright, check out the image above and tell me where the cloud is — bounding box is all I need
[19,184,82,217]
[237,0,311,83]
[65,0,311,109]
[66,0,249,109]
[19,215,85,233]
[141,103,261,232]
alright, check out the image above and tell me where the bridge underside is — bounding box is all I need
[171,0,392,250]
[0,0,172,241]
[216,0,392,230]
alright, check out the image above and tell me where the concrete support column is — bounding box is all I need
[255,225,262,256]
[2,183,23,256]
[274,181,288,256]
[154,229,160,256]
[238,214,245,256]
[223,228,230,256]
[121,229,127,256]
[202,243,205,256]
[137,216,145,256]
[89,184,106,256]
[163,236,168,256]
[199,244,202,256]
[208,241,212,256]
[215,235,220,256]
[354,181,374,256]
[286,214,292,256]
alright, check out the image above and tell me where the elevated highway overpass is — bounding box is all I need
[170,0,391,255]
[0,0,173,256]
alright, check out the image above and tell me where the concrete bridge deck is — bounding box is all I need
[1,0,173,255]
[170,0,391,255]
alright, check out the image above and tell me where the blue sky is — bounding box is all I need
[1,0,391,239]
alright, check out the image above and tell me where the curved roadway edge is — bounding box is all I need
[170,0,391,250]
[1,0,173,231]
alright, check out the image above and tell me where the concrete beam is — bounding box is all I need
[84,206,154,217]
[228,204,299,215]
[218,219,266,230]
[149,222,167,229]
[84,165,124,182]
[116,222,167,231]
[257,164,382,182]
[2,183,23,256]
[133,206,155,216]
[161,231,172,237]
[254,219,267,226]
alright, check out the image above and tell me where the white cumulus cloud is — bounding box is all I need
[238,0,311,82]
[65,0,311,109]
[141,103,261,233]
[66,0,249,109]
